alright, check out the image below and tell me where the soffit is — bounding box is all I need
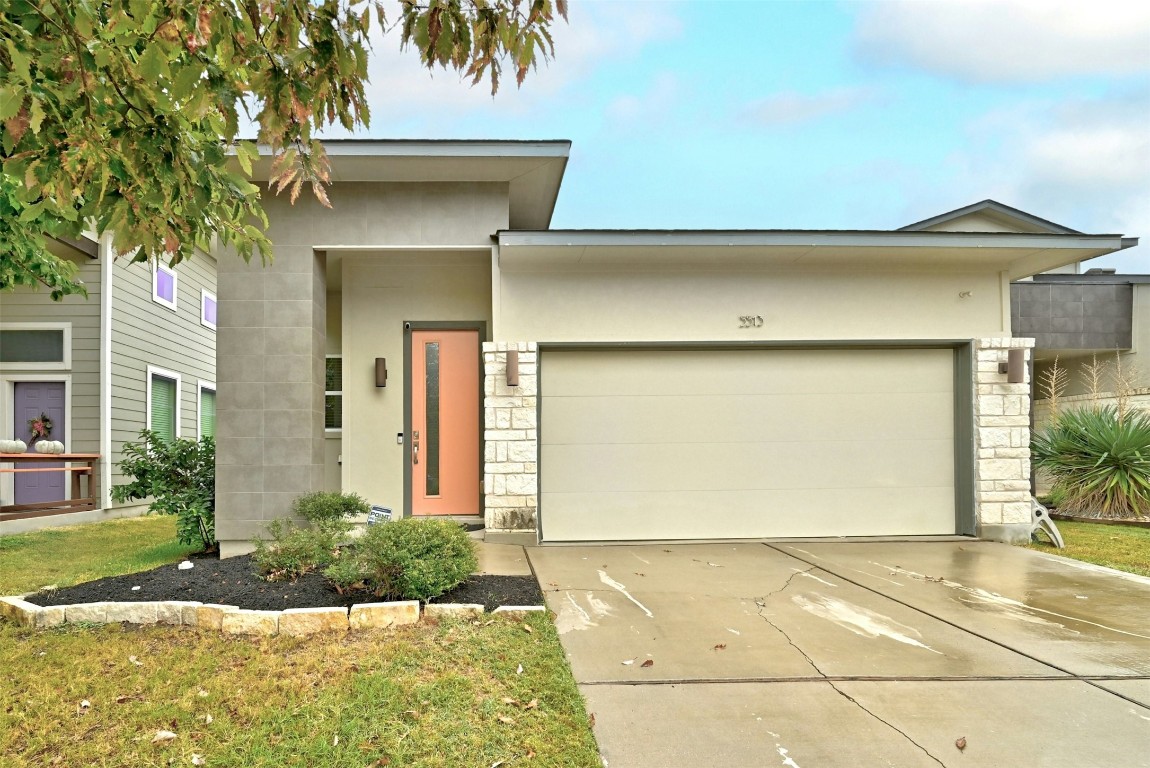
[497,231,1137,280]
[239,140,570,230]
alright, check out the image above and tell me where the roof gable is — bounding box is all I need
[900,200,1081,234]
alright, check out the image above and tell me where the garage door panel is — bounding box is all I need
[542,349,953,398]
[541,439,954,494]
[540,348,958,541]
[541,488,956,541]
[543,391,954,446]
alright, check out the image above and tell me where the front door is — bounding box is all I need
[13,381,66,505]
[411,329,480,516]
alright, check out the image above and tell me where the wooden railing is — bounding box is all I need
[0,453,100,521]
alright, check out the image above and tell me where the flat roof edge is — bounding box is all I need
[497,230,1131,247]
[234,138,571,159]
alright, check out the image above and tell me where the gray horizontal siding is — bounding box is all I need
[109,254,217,493]
[0,256,102,455]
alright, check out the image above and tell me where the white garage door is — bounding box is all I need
[539,348,956,541]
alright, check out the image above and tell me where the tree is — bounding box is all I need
[0,0,566,299]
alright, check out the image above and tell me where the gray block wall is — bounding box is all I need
[1011,282,1133,350]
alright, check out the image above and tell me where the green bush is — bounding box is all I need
[292,491,370,524]
[1032,406,1150,519]
[111,431,215,550]
[324,518,477,601]
[252,518,347,581]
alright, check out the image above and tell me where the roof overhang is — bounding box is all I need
[237,139,570,230]
[496,230,1138,280]
[47,233,98,260]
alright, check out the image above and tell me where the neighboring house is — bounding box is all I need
[1012,269,1149,493]
[0,235,217,533]
[210,140,1137,556]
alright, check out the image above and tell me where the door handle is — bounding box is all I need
[412,431,419,465]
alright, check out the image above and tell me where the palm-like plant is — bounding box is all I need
[1031,406,1150,519]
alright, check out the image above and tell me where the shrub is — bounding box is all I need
[292,491,370,524]
[252,518,347,581]
[325,518,477,601]
[1032,405,1150,519]
[112,431,215,550]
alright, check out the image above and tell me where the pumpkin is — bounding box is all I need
[34,440,64,454]
[0,439,27,454]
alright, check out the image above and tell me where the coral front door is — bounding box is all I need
[411,329,480,516]
[13,381,66,505]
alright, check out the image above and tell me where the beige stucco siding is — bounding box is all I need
[0,253,101,455]
[340,252,491,511]
[539,347,956,541]
[109,255,217,492]
[498,267,1006,342]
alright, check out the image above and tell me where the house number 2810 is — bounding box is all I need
[738,315,764,328]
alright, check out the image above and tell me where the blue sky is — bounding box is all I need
[352,0,1149,272]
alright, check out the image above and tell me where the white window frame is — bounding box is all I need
[200,289,217,330]
[0,322,72,371]
[197,380,216,439]
[152,261,178,310]
[325,354,342,434]
[146,365,182,438]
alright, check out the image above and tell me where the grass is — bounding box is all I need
[0,615,600,767]
[1026,520,1150,577]
[0,516,199,595]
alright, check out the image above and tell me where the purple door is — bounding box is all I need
[13,382,66,505]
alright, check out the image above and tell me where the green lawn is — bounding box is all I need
[0,515,198,595]
[1026,520,1150,578]
[0,515,600,766]
[0,615,600,767]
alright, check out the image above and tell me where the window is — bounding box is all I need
[201,290,217,330]
[198,381,216,439]
[325,356,342,432]
[152,261,178,309]
[0,323,72,370]
[146,366,181,442]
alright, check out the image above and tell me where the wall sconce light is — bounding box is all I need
[998,349,1025,383]
[506,349,519,387]
[375,358,387,388]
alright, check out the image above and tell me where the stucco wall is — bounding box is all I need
[341,252,492,512]
[497,266,1007,342]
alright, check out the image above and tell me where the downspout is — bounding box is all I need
[99,235,113,509]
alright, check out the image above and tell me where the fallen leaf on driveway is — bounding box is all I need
[151,730,177,744]
[955,736,967,751]
[640,659,654,668]
[713,644,727,651]
[589,713,596,728]
[621,659,634,665]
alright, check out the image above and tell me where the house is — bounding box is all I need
[212,140,1137,557]
[0,234,217,533]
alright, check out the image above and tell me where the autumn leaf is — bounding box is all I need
[713,644,727,651]
[640,659,654,668]
[955,736,967,751]
[497,715,515,724]
[151,730,177,744]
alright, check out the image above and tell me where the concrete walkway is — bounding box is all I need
[528,541,1150,767]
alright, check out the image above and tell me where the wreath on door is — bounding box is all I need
[28,412,53,441]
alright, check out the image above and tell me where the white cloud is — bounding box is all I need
[899,93,1150,271]
[320,1,684,134]
[855,0,1150,83]
[604,72,681,129]
[738,87,878,127]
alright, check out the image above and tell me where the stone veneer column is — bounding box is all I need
[973,336,1035,543]
[215,246,327,557]
[482,342,538,540]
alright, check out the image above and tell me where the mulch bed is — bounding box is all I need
[23,554,544,613]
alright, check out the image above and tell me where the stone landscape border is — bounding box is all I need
[0,596,546,637]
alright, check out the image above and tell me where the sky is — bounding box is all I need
[340,0,1150,272]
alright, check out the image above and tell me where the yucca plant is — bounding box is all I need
[1031,406,1150,519]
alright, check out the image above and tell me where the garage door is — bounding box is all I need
[539,348,956,541]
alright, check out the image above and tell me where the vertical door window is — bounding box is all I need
[325,356,342,431]
[424,341,440,496]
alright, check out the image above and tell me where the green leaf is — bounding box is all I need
[139,43,169,82]
[0,86,23,121]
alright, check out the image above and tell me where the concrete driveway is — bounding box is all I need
[527,541,1150,767]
